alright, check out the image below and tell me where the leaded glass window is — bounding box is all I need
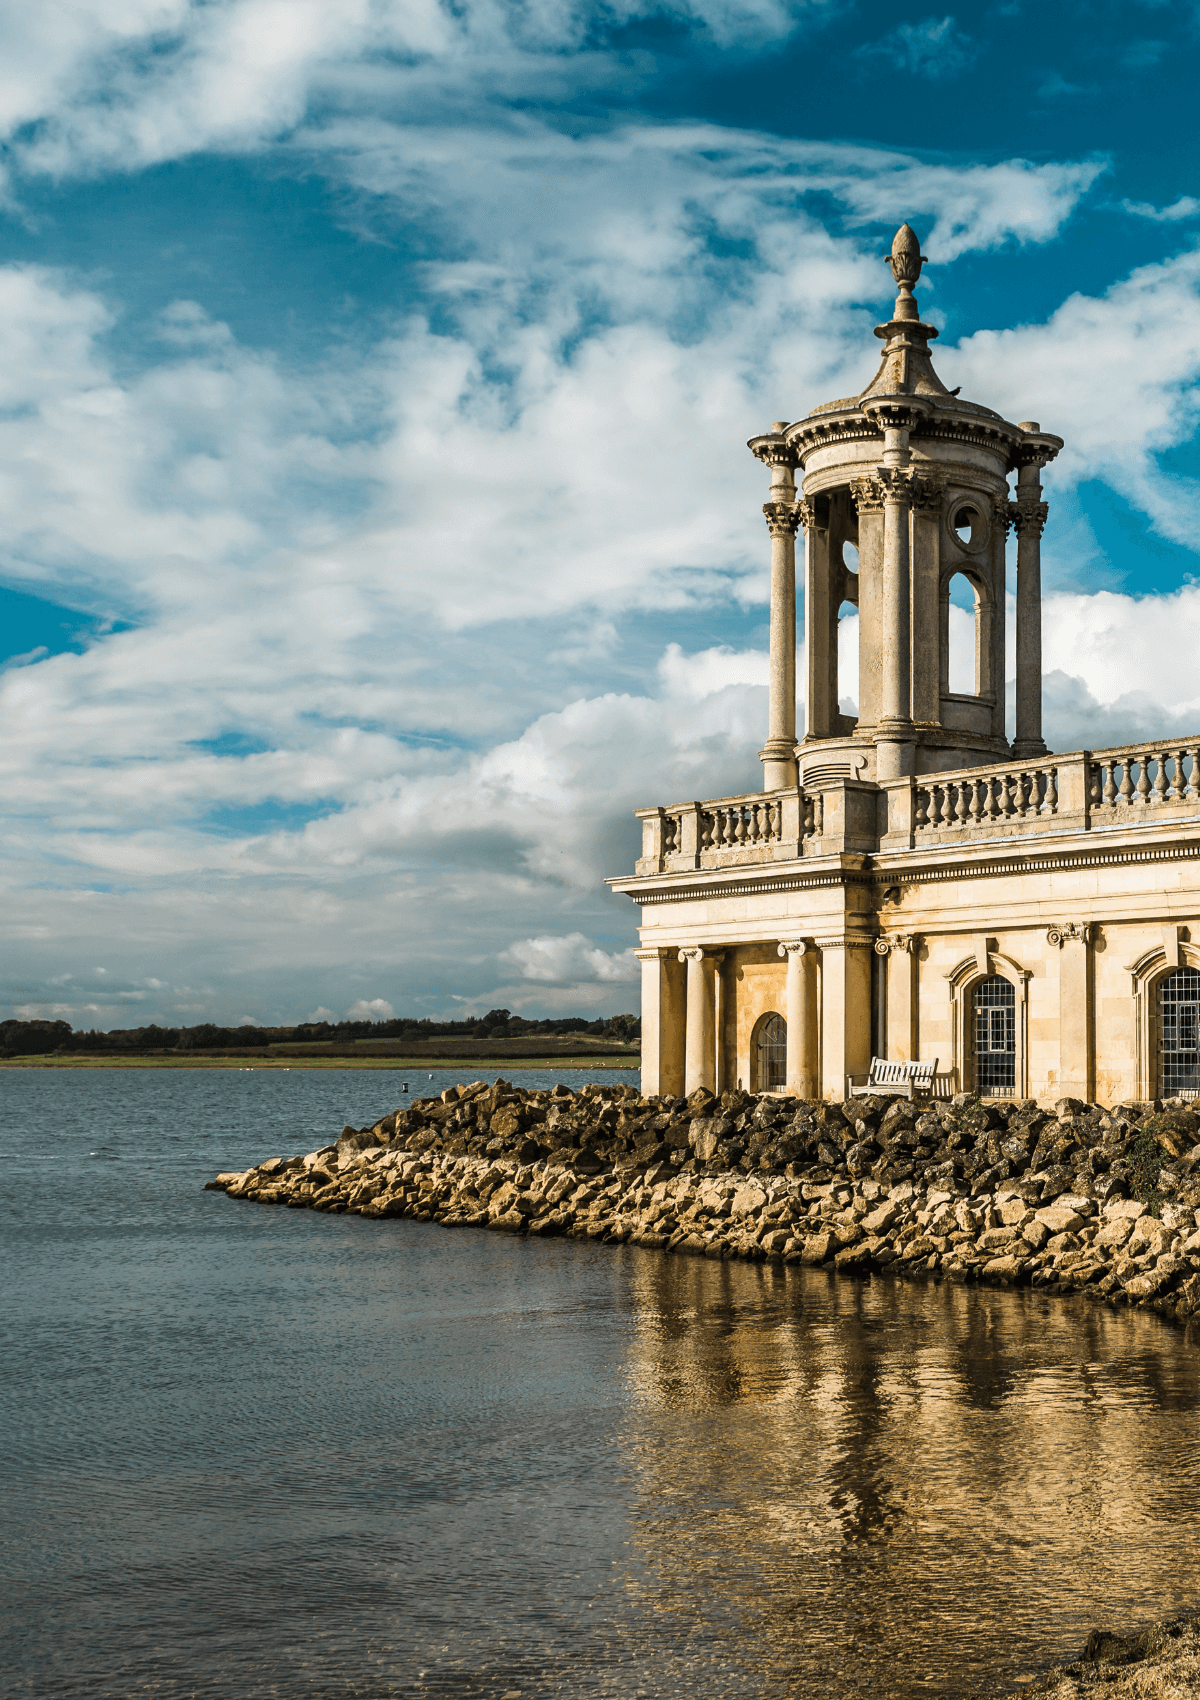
[973,975,1015,1095]
[757,1013,787,1090]
[1159,968,1200,1096]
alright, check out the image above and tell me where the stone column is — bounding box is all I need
[1011,426,1051,759]
[799,498,832,742]
[876,467,915,780]
[1049,923,1092,1100]
[679,948,722,1095]
[849,476,885,729]
[778,941,812,1097]
[909,478,943,726]
[760,449,799,789]
[636,947,685,1098]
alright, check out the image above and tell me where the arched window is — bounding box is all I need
[756,1013,787,1091]
[1159,967,1200,1096]
[945,570,977,694]
[973,975,1015,1095]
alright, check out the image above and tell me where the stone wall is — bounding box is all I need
[207,1080,1200,1328]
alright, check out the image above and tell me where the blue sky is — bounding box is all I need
[2,0,1200,1029]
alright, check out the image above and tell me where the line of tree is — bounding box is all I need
[0,1008,640,1057]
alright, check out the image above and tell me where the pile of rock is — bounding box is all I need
[207,1080,1200,1327]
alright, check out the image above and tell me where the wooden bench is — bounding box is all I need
[845,1057,940,1100]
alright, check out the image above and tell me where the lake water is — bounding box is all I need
[4,1066,1200,1700]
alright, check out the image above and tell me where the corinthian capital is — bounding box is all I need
[1012,500,1049,538]
[795,497,821,531]
[763,500,802,538]
[850,475,885,515]
[909,472,944,516]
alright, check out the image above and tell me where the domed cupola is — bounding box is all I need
[749,224,1062,787]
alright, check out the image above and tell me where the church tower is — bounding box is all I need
[612,224,1200,1110]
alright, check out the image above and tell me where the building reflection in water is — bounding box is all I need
[613,1256,1200,1699]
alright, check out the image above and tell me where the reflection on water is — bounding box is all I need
[619,1260,1200,1698]
[3,1068,1200,1698]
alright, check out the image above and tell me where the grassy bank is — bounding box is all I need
[0,1052,641,1071]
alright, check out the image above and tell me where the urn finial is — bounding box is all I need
[884,222,929,321]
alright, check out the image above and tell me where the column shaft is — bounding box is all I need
[680,949,717,1095]
[779,942,812,1097]
[1013,464,1048,758]
[880,490,911,724]
[761,483,799,788]
[876,474,914,781]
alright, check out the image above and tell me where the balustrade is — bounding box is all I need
[913,763,1058,834]
[1090,744,1200,813]
[655,788,823,870]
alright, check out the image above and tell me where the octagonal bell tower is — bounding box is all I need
[749,223,1062,788]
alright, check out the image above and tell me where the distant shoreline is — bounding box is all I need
[0,1054,641,1071]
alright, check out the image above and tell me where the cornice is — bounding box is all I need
[613,826,1200,908]
[869,834,1200,892]
[609,865,873,906]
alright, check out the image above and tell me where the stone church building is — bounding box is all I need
[611,225,1200,1108]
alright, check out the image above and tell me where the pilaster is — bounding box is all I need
[877,933,918,1061]
[636,948,685,1098]
[1048,923,1093,1100]
[816,931,874,1100]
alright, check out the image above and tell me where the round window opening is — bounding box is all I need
[948,502,988,553]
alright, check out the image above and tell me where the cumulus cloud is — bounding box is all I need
[503,932,638,983]
[346,996,395,1020]
[0,25,1193,1028]
[940,248,1200,551]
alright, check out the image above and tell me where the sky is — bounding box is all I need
[3,0,1200,1031]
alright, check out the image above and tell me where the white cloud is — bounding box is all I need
[853,14,979,82]
[940,248,1200,550]
[503,932,638,982]
[1122,196,1200,223]
[0,0,839,183]
[346,996,395,1020]
[0,75,1192,1029]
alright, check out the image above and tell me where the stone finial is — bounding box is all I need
[884,222,928,322]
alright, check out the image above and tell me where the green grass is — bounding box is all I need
[0,1053,641,1071]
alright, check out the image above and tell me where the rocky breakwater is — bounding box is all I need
[208,1081,1200,1326]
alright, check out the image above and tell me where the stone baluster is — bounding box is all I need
[1136,756,1152,806]
[1142,754,1162,805]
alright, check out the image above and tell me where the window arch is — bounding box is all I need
[755,1012,787,1091]
[973,975,1015,1095]
[1159,967,1200,1097]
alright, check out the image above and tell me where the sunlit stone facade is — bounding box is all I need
[610,226,1200,1107]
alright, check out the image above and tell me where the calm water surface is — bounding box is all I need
[3,1066,1200,1699]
